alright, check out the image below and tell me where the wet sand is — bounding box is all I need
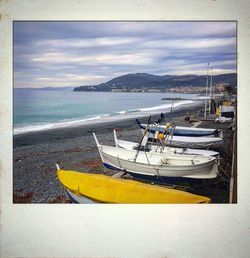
[13,103,233,203]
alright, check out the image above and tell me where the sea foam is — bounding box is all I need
[13,114,110,135]
[14,99,196,135]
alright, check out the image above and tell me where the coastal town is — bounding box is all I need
[110,82,231,93]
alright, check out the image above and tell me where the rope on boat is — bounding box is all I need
[117,154,122,169]
[155,167,161,179]
[144,151,150,165]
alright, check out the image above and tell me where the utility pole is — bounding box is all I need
[204,63,209,118]
[208,67,213,115]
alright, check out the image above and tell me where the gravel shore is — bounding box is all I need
[13,102,232,203]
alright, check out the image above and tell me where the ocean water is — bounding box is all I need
[14,89,200,135]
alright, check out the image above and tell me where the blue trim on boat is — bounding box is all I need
[103,162,119,171]
[65,189,98,204]
[136,119,219,137]
[102,162,208,185]
[147,127,218,137]
[135,119,144,129]
[127,172,208,185]
[66,189,78,203]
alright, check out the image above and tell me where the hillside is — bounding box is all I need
[73,72,237,92]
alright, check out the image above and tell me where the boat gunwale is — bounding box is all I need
[115,135,220,156]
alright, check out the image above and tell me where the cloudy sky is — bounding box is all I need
[14,21,236,88]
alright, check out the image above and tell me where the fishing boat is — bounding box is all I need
[113,129,219,156]
[151,134,223,149]
[56,166,211,203]
[136,119,221,137]
[137,124,223,149]
[93,133,218,180]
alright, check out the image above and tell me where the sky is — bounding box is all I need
[14,21,237,88]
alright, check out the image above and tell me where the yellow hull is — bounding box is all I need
[57,169,211,204]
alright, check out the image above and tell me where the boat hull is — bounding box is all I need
[136,120,219,137]
[146,133,223,149]
[98,145,218,179]
[126,164,218,185]
[57,169,211,204]
[103,161,218,181]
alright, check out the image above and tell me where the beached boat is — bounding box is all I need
[157,134,223,149]
[57,167,211,203]
[93,133,218,180]
[113,129,219,156]
[138,126,223,149]
[136,119,221,137]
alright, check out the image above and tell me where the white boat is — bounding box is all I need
[144,133,223,149]
[159,134,223,149]
[136,119,221,137]
[113,129,219,156]
[93,133,218,180]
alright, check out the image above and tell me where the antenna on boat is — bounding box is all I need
[204,63,210,118]
[169,99,174,122]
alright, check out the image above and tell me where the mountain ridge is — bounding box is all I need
[74,72,237,92]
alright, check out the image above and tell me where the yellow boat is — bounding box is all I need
[57,168,211,204]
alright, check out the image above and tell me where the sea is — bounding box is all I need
[14,88,202,135]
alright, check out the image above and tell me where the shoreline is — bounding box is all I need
[14,100,203,147]
[13,98,202,137]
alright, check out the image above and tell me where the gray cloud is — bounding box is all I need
[14,21,236,88]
